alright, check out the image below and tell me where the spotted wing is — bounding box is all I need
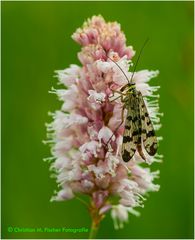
[138,92,158,156]
[122,94,140,162]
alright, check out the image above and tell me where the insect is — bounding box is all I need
[108,40,158,162]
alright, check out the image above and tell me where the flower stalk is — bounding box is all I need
[89,204,103,239]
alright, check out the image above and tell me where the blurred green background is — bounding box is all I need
[2,1,194,239]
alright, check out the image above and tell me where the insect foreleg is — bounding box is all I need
[109,89,126,102]
[112,90,126,96]
[109,95,121,102]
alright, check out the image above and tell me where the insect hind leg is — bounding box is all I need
[105,104,125,146]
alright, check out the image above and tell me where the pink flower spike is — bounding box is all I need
[45,15,162,232]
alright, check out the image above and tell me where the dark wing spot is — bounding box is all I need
[146,120,151,126]
[149,143,158,155]
[132,116,138,123]
[138,135,141,143]
[147,130,155,137]
[127,116,138,122]
[132,130,139,136]
[125,125,131,130]
[127,116,132,121]
[141,115,145,120]
[145,112,149,117]
[123,136,132,143]
[122,149,131,162]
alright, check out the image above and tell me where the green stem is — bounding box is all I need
[89,219,99,239]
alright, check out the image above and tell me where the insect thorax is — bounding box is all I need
[121,83,136,94]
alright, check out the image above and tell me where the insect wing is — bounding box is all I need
[122,94,139,162]
[139,93,158,156]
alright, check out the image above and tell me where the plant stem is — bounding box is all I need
[88,203,103,239]
[89,218,99,239]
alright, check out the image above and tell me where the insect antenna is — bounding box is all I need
[107,56,130,84]
[106,38,149,84]
[130,38,149,83]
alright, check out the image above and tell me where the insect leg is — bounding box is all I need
[109,95,121,102]
[108,90,126,102]
[106,101,125,145]
[112,90,126,96]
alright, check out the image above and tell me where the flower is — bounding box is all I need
[45,15,162,231]
[111,204,140,229]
